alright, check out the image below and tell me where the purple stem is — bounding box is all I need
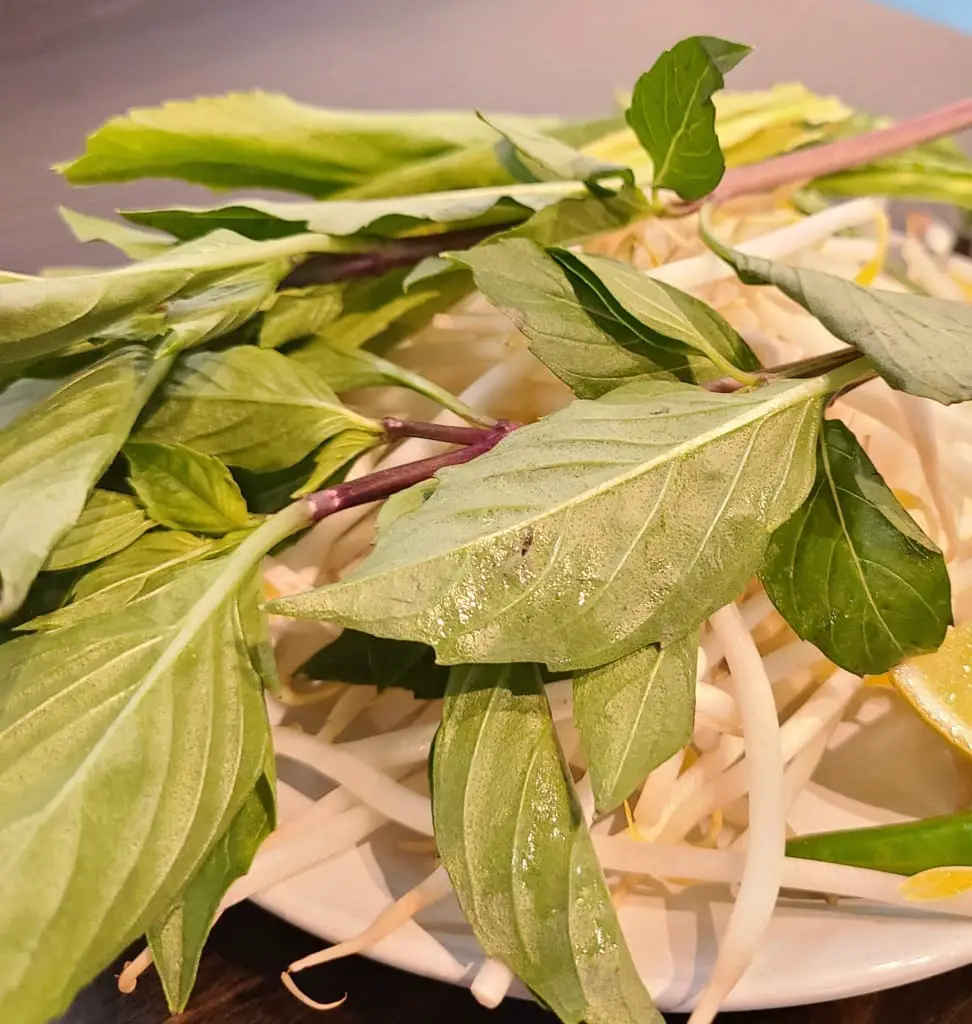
[305,421,516,522]
[381,417,498,445]
[282,224,504,287]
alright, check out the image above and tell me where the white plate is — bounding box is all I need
[256,689,972,1012]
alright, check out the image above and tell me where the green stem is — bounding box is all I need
[367,352,495,427]
[818,356,873,396]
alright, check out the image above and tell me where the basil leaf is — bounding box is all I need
[258,285,345,349]
[135,347,381,471]
[272,377,826,670]
[23,532,227,632]
[0,550,274,1023]
[560,251,760,377]
[761,419,951,676]
[59,91,557,195]
[149,750,276,1012]
[0,346,166,619]
[449,239,737,398]
[125,441,252,534]
[703,222,972,405]
[573,633,698,813]
[433,663,661,1024]
[627,36,750,200]
[0,376,62,429]
[292,337,486,422]
[0,230,333,371]
[301,631,447,700]
[479,113,633,188]
[125,180,587,242]
[59,208,173,259]
[291,429,380,498]
[44,490,153,571]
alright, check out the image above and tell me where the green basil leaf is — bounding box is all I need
[433,662,661,1024]
[125,441,252,534]
[760,419,952,676]
[23,532,229,632]
[0,548,275,1023]
[560,250,760,377]
[44,490,153,571]
[479,113,634,188]
[0,376,64,430]
[703,220,972,405]
[149,750,276,1012]
[573,634,697,813]
[0,230,333,371]
[0,346,166,619]
[301,631,448,699]
[272,377,827,670]
[58,208,174,259]
[627,36,750,200]
[124,180,588,243]
[258,285,345,349]
[449,239,735,398]
[135,347,381,471]
[291,429,381,498]
[59,92,557,195]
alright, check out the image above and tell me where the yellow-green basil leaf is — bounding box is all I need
[573,633,698,813]
[135,347,381,471]
[149,750,276,1013]
[125,441,252,535]
[44,489,154,571]
[0,347,167,619]
[433,663,661,1024]
[0,551,274,1023]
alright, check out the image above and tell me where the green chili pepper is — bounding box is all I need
[786,810,972,875]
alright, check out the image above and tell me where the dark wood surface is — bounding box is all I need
[61,901,972,1024]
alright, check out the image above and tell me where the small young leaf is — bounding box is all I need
[301,630,448,700]
[433,662,661,1024]
[58,208,173,259]
[258,285,345,349]
[573,633,698,813]
[44,490,153,571]
[149,752,276,1012]
[291,429,380,498]
[125,441,252,534]
[135,347,381,471]
[703,220,972,405]
[0,545,277,1023]
[479,113,634,189]
[627,36,750,201]
[760,419,952,676]
[0,346,165,619]
[125,180,587,243]
[272,376,830,671]
[59,91,556,195]
[560,250,760,378]
[449,238,745,398]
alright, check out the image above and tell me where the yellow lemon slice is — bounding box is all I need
[899,866,972,901]
[890,623,972,758]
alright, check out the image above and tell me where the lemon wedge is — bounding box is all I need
[890,623,972,758]
[899,866,972,901]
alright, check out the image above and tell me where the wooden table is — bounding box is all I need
[62,901,972,1023]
